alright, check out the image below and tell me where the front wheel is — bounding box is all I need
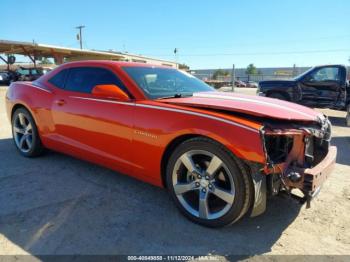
[12,108,44,157]
[166,137,251,227]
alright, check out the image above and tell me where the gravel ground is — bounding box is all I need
[0,86,349,257]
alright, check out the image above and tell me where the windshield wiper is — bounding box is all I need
[156,93,193,100]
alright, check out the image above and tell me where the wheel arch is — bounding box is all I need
[10,103,41,134]
[11,103,28,120]
[160,133,255,188]
[161,134,203,187]
[10,102,45,157]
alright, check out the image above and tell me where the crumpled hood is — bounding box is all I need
[158,91,322,122]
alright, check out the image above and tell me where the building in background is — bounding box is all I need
[0,39,178,69]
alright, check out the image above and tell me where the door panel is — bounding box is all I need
[48,66,135,173]
[300,66,345,108]
[51,92,135,173]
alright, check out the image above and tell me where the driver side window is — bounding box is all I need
[64,67,128,94]
[310,67,340,82]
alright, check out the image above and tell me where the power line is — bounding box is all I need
[143,48,350,57]
[129,34,350,52]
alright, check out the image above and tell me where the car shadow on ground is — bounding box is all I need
[0,137,302,256]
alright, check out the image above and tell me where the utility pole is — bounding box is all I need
[174,48,178,69]
[76,25,85,49]
[231,64,235,92]
[292,64,297,77]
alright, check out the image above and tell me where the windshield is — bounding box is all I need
[31,69,43,75]
[293,67,314,80]
[123,66,214,99]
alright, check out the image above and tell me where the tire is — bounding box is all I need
[267,92,288,101]
[346,105,350,127]
[166,137,251,227]
[12,107,44,157]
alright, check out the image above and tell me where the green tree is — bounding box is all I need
[246,64,258,75]
[178,63,190,70]
[212,69,230,80]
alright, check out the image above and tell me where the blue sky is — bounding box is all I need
[2,0,350,69]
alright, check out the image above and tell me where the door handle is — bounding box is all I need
[55,99,66,106]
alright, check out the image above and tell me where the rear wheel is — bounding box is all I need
[166,137,251,227]
[12,108,44,157]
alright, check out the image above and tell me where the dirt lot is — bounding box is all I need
[0,86,349,257]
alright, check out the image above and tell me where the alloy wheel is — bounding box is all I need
[172,150,235,220]
[13,113,33,153]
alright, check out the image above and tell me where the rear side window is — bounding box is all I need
[64,67,127,94]
[48,69,68,89]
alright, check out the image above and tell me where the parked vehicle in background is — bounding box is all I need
[204,79,231,89]
[0,71,11,85]
[234,80,246,87]
[204,79,247,88]
[41,67,53,74]
[0,71,17,85]
[245,80,259,88]
[6,60,337,227]
[204,79,252,89]
[257,64,349,111]
[16,67,46,81]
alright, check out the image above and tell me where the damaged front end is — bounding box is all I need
[251,115,337,216]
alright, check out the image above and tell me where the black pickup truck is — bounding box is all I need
[257,64,350,126]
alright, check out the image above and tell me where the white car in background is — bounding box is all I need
[245,81,259,88]
[0,71,11,85]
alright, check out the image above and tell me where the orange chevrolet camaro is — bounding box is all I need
[6,61,337,227]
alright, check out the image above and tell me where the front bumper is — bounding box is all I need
[303,146,337,194]
[250,144,336,217]
[282,145,337,207]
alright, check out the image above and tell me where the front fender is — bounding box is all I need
[161,116,266,164]
[131,103,267,186]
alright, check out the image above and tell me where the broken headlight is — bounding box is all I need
[264,135,293,164]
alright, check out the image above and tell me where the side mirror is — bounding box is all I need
[91,84,129,101]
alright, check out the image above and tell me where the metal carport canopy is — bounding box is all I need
[0,39,125,64]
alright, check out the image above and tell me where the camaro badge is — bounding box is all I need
[134,130,158,139]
